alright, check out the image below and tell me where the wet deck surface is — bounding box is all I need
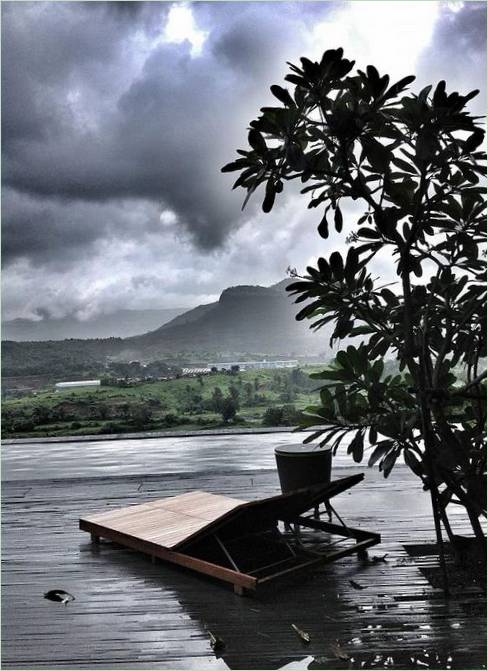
[2,431,328,481]
[2,445,486,669]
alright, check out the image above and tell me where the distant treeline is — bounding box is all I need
[1,339,125,378]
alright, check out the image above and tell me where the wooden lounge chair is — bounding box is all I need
[79,473,380,594]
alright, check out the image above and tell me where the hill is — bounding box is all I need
[2,280,328,381]
[1,308,186,341]
[120,279,325,358]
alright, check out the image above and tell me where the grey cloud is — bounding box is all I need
[2,1,333,258]
[417,2,486,112]
[2,1,486,320]
[1,187,163,267]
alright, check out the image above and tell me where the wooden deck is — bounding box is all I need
[2,465,486,669]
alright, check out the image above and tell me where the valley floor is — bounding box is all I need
[2,367,322,439]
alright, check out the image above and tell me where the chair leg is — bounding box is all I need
[325,500,333,522]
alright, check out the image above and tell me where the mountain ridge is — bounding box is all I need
[2,279,328,378]
[2,308,187,342]
[120,278,323,357]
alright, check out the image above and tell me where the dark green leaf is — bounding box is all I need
[391,157,417,174]
[221,158,250,173]
[381,75,415,102]
[348,430,364,463]
[362,137,392,173]
[464,128,485,153]
[262,180,276,213]
[334,206,343,232]
[381,449,398,477]
[330,252,344,280]
[270,84,295,107]
[248,129,267,155]
[404,449,424,477]
[368,441,392,467]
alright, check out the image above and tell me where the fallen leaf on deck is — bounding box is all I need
[209,631,225,652]
[330,640,349,661]
[349,637,362,645]
[371,553,389,563]
[291,624,311,643]
[349,579,366,590]
[43,589,75,605]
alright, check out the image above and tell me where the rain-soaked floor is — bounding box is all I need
[2,433,486,669]
[1,431,355,481]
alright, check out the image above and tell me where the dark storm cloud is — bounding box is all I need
[2,187,162,267]
[417,2,486,112]
[2,1,333,260]
[2,1,486,320]
[104,1,148,19]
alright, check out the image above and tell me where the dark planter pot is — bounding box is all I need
[274,443,332,494]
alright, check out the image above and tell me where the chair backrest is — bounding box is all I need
[177,473,363,549]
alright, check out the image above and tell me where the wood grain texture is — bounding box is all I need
[2,467,485,669]
[79,518,258,590]
[81,491,245,549]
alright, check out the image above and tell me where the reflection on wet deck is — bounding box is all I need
[2,463,485,669]
[2,432,339,481]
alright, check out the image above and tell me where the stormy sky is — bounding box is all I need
[2,1,486,321]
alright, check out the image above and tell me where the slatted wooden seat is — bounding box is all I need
[80,473,380,593]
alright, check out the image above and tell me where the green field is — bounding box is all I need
[2,367,324,439]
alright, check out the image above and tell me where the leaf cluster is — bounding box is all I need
[223,49,486,524]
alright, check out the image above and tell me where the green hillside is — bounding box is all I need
[124,282,325,357]
[2,280,328,381]
[2,366,323,439]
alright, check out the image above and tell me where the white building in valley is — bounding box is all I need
[209,360,298,372]
[55,380,101,391]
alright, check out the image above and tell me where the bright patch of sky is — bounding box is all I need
[164,4,208,56]
[310,1,440,78]
[159,210,178,227]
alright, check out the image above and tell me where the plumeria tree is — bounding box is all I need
[222,48,486,588]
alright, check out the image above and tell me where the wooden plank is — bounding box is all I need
[256,556,326,583]
[3,467,484,670]
[155,490,246,519]
[79,518,257,590]
[294,515,381,542]
[257,538,379,584]
[80,491,244,549]
[177,473,366,549]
